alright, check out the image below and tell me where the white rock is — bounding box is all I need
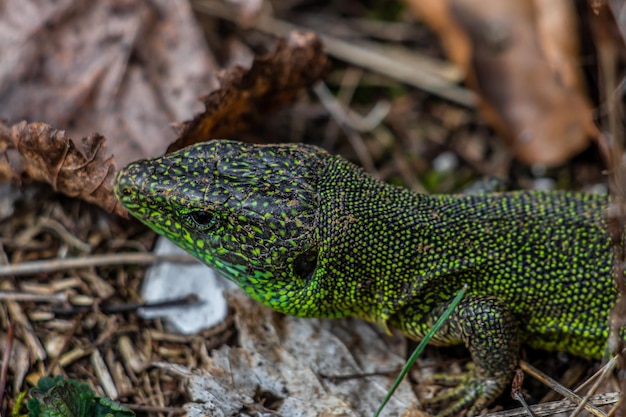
[139,238,235,334]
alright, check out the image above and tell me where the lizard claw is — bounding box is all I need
[422,370,507,417]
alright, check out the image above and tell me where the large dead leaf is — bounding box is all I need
[0,0,217,167]
[0,121,124,216]
[405,0,599,166]
[168,31,331,153]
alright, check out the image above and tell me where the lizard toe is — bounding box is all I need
[422,371,506,417]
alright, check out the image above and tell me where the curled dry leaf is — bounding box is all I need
[405,0,599,166]
[168,31,331,153]
[0,121,126,217]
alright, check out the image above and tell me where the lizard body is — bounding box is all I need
[114,140,616,416]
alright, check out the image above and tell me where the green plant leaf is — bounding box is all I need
[26,376,134,417]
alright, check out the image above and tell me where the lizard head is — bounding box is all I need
[115,140,331,316]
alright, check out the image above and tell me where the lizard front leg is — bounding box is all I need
[396,294,521,416]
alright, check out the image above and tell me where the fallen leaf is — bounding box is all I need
[534,0,587,93]
[0,0,217,167]
[0,121,124,216]
[405,0,599,166]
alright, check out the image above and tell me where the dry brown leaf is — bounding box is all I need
[405,0,599,166]
[0,0,217,167]
[0,121,125,217]
[534,0,586,93]
[168,31,330,153]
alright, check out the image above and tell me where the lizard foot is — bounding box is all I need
[422,370,508,417]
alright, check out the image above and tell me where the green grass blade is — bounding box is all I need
[373,284,468,417]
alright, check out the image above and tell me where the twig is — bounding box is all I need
[480,393,619,417]
[11,218,92,253]
[0,252,198,277]
[313,81,377,174]
[574,349,621,394]
[46,312,87,374]
[0,291,67,303]
[91,349,118,400]
[519,361,606,417]
[298,14,430,43]
[569,353,618,417]
[322,67,363,149]
[318,368,401,382]
[2,282,47,361]
[51,294,201,315]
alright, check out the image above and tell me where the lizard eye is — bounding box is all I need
[188,211,216,229]
[293,251,317,281]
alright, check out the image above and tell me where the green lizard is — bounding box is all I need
[114,140,615,416]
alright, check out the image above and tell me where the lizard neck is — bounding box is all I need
[279,157,450,321]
